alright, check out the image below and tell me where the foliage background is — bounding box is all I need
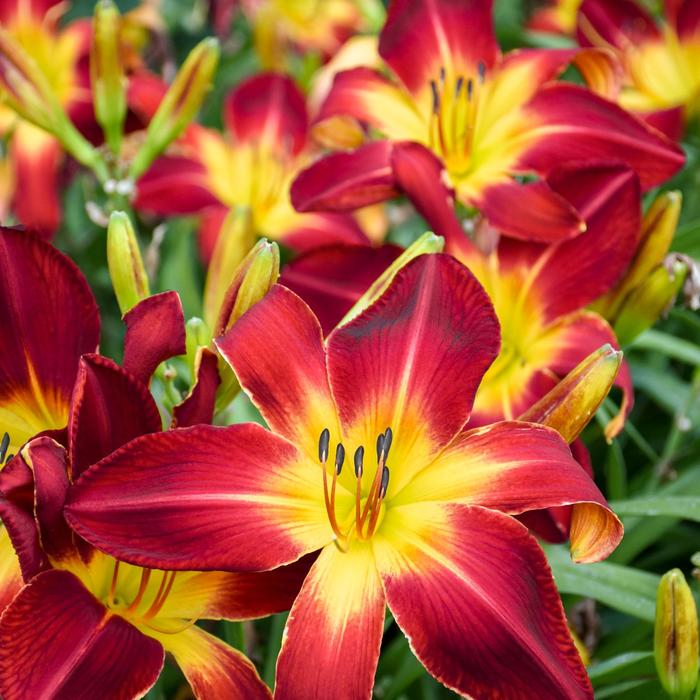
[46,0,700,697]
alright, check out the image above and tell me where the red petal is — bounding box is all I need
[396,421,622,562]
[374,503,592,699]
[134,156,220,215]
[66,424,330,571]
[275,544,384,700]
[122,291,186,385]
[673,0,700,39]
[0,526,21,612]
[327,254,500,496]
[0,569,164,700]
[478,179,584,242]
[280,244,402,335]
[520,84,685,190]
[379,0,500,97]
[578,0,659,49]
[291,141,398,212]
[10,127,61,238]
[171,348,220,428]
[216,284,340,462]
[68,355,162,479]
[224,73,308,155]
[0,228,100,454]
[642,107,685,141]
[197,205,229,263]
[279,212,370,253]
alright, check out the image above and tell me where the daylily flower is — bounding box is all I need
[66,254,623,699]
[234,0,382,70]
[577,0,700,139]
[529,0,583,35]
[0,360,308,699]
[293,0,684,242]
[134,72,368,262]
[0,0,93,235]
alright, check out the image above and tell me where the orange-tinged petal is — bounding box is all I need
[392,421,622,562]
[373,502,593,699]
[327,254,500,496]
[67,424,335,572]
[0,525,21,612]
[216,285,341,463]
[275,542,385,700]
[153,625,271,700]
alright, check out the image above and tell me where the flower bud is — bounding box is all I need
[107,211,150,314]
[185,317,211,377]
[91,0,127,154]
[339,231,444,327]
[519,344,622,443]
[654,569,699,700]
[129,37,220,179]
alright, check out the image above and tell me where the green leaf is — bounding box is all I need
[610,497,700,522]
[588,652,655,686]
[630,329,700,367]
[545,545,659,621]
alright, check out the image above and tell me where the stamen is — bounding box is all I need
[143,570,178,620]
[108,560,121,607]
[320,431,345,542]
[143,616,199,635]
[367,467,390,536]
[353,446,364,478]
[381,427,393,460]
[477,60,486,83]
[430,80,440,113]
[126,568,152,613]
[334,444,345,475]
[376,433,385,461]
[318,428,330,463]
[354,446,364,527]
[0,432,9,463]
[455,76,464,97]
[379,466,390,500]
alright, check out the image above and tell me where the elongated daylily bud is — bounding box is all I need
[338,231,444,327]
[107,211,150,314]
[654,569,699,700]
[185,316,211,377]
[519,344,622,443]
[203,209,256,331]
[593,191,682,344]
[0,28,108,181]
[91,0,127,154]
[129,38,220,179]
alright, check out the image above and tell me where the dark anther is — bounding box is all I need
[379,466,390,499]
[318,428,330,463]
[467,78,473,100]
[439,66,446,83]
[455,76,464,97]
[382,427,393,459]
[334,444,345,475]
[477,60,486,82]
[5,453,13,463]
[376,433,385,461]
[354,446,364,478]
[430,80,440,112]
[0,432,9,463]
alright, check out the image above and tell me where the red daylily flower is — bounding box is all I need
[0,0,94,236]
[577,0,700,139]
[529,0,583,34]
[292,0,684,242]
[134,72,368,261]
[66,254,622,699]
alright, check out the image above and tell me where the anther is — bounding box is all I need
[430,80,440,112]
[353,446,364,478]
[379,466,390,500]
[477,61,486,82]
[455,76,464,97]
[0,432,9,463]
[318,428,330,463]
[467,78,473,100]
[376,433,385,461]
[334,444,345,475]
[439,66,446,84]
[382,428,393,460]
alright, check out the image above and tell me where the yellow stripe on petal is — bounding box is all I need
[0,525,22,612]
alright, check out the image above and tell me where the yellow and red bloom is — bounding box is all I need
[67,254,622,699]
[577,0,700,138]
[292,0,683,242]
[529,0,583,35]
[134,72,368,262]
[0,0,93,236]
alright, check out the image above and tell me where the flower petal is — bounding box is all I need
[519,84,685,190]
[379,0,500,98]
[578,0,659,49]
[9,124,61,238]
[280,243,402,335]
[477,179,584,242]
[155,625,271,700]
[314,67,425,143]
[291,141,398,213]
[373,502,592,699]
[223,73,308,155]
[277,212,370,253]
[0,228,100,455]
[171,348,220,428]
[394,421,622,562]
[0,569,164,700]
[216,284,340,462]
[0,525,22,612]
[275,542,385,700]
[66,424,332,571]
[328,253,500,495]
[122,291,186,385]
[68,355,162,479]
